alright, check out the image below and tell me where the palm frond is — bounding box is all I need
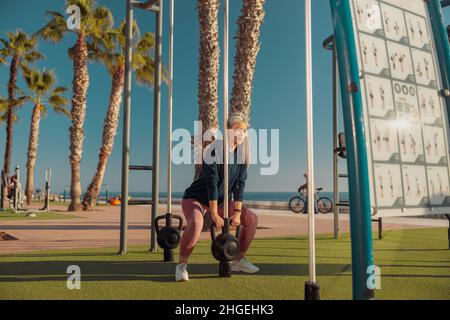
[9,95,29,109]
[92,6,114,30]
[68,0,94,18]
[53,86,68,94]
[0,96,8,111]
[135,56,155,87]
[23,50,44,63]
[136,32,155,55]
[0,38,9,47]
[48,94,70,116]
[13,85,25,96]
[5,30,42,71]
[36,70,55,93]
[67,46,76,60]
[36,11,68,43]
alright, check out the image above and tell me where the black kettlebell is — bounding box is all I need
[210,218,242,262]
[155,213,183,250]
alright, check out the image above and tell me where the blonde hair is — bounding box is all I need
[241,135,251,166]
[227,112,249,128]
[227,112,250,166]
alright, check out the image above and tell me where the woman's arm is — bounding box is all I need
[231,165,248,226]
[203,161,219,203]
[208,200,224,229]
[233,165,248,203]
[203,158,224,229]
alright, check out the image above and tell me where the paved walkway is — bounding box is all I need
[0,204,447,254]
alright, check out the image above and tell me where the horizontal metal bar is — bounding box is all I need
[338,174,348,178]
[129,165,154,171]
[128,200,154,205]
[337,203,350,207]
[131,0,160,12]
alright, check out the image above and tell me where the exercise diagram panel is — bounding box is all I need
[350,0,450,217]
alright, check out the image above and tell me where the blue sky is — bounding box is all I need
[1,0,448,194]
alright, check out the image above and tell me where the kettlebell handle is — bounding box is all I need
[155,214,184,235]
[210,223,242,241]
[154,215,166,235]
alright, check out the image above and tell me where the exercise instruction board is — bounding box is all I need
[349,0,450,217]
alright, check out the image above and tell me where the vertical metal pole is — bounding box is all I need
[45,168,51,212]
[14,166,19,212]
[119,0,133,256]
[223,0,229,222]
[162,0,175,263]
[217,0,232,278]
[330,0,375,300]
[151,0,163,252]
[332,42,340,240]
[167,0,174,215]
[304,0,320,300]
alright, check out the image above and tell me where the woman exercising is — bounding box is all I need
[176,112,259,282]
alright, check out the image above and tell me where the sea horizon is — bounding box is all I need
[57,190,350,202]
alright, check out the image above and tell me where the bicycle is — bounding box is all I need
[288,187,333,214]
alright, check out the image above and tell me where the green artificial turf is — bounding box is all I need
[0,228,449,300]
[0,210,80,220]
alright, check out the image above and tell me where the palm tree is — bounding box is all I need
[194,0,221,180]
[0,30,43,203]
[21,67,70,205]
[230,0,266,121]
[37,0,114,211]
[81,21,159,211]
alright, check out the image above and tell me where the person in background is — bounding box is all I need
[299,172,317,214]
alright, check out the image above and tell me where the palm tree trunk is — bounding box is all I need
[25,104,41,205]
[195,0,221,180]
[82,66,125,211]
[230,0,266,120]
[68,33,89,212]
[2,54,19,206]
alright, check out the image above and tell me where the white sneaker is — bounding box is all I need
[231,258,260,274]
[175,263,189,282]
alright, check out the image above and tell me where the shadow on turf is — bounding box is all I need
[0,260,351,283]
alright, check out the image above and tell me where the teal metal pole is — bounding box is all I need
[428,0,450,102]
[429,0,450,252]
[329,0,374,300]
